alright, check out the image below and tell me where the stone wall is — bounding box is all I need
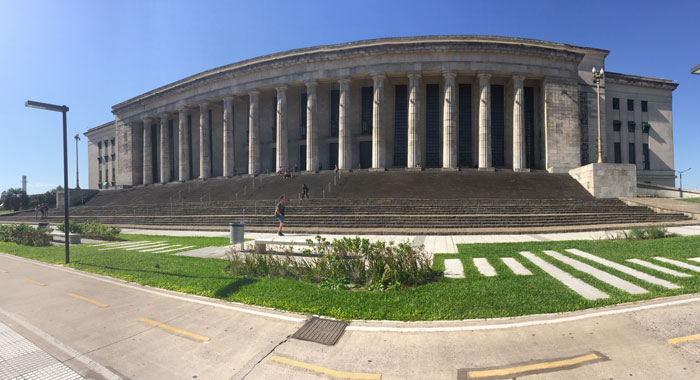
[56,188,99,208]
[569,163,637,198]
[545,79,581,173]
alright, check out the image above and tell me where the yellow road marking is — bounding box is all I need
[270,355,381,380]
[138,317,210,342]
[466,352,601,379]
[67,293,109,308]
[22,277,46,286]
[669,333,700,344]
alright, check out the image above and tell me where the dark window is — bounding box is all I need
[168,119,175,180]
[329,142,338,169]
[104,140,109,148]
[524,87,535,169]
[613,98,619,110]
[105,169,109,184]
[613,120,621,132]
[458,84,472,167]
[393,85,408,167]
[112,168,115,184]
[491,84,505,167]
[642,122,651,134]
[272,96,277,142]
[361,87,373,135]
[627,99,634,111]
[330,90,339,137]
[98,170,102,185]
[300,93,307,138]
[643,143,650,170]
[425,84,440,168]
[111,138,115,146]
[187,115,193,179]
[628,121,636,133]
[641,101,648,112]
[614,143,621,163]
[629,143,636,164]
[299,144,306,170]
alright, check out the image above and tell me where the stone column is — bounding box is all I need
[478,73,493,170]
[408,73,421,168]
[178,108,189,181]
[223,96,235,177]
[442,72,457,169]
[338,78,351,170]
[142,117,153,185]
[306,81,319,172]
[276,86,288,171]
[512,75,528,172]
[199,102,211,179]
[248,91,260,175]
[160,114,170,183]
[372,74,386,169]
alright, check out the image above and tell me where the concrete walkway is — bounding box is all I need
[121,225,700,259]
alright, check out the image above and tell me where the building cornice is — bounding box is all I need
[112,35,600,114]
[85,120,115,137]
[606,72,679,91]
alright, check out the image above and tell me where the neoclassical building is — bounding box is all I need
[85,35,678,189]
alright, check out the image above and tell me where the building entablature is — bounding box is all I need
[112,36,598,119]
[606,72,679,91]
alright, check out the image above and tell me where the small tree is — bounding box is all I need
[2,188,29,211]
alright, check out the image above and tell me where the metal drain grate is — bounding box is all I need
[291,317,347,345]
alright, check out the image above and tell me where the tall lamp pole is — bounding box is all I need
[676,168,691,198]
[74,133,80,189]
[592,67,605,163]
[25,100,70,264]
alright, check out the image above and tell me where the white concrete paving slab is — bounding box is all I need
[140,244,182,253]
[501,257,532,275]
[156,245,197,254]
[98,241,165,251]
[625,259,692,278]
[565,249,680,289]
[473,258,497,277]
[653,257,700,273]
[172,246,228,258]
[519,251,609,300]
[543,250,647,294]
[443,259,465,279]
[124,242,170,251]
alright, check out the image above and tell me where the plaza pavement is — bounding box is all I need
[120,224,700,259]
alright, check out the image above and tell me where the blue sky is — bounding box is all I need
[1,0,698,194]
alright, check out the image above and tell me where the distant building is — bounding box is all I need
[85,36,678,189]
[22,176,26,193]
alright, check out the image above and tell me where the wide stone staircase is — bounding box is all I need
[2,169,692,234]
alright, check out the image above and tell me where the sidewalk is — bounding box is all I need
[121,225,700,258]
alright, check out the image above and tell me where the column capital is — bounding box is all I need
[512,74,527,83]
[142,116,151,124]
[443,72,457,79]
[177,106,189,114]
[338,77,351,85]
[275,85,288,93]
[305,81,318,89]
[408,73,421,80]
[199,101,211,109]
[222,95,234,102]
[371,73,387,80]
[159,114,169,122]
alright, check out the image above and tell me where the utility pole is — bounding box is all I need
[75,133,80,189]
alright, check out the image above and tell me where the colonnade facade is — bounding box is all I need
[126,71,540,186]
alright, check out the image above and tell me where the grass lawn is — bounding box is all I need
[2,235,700,321]
[679,198,700,204]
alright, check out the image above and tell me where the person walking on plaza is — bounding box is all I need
[302,184,309,199]
[275,195,285,236]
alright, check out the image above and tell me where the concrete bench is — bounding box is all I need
[253,238,319,253]
[50,231,81,244]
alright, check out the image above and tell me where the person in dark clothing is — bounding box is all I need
[302,184,309,199]
[275,195,285,236]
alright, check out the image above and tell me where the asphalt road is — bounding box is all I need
[1,253,700,380]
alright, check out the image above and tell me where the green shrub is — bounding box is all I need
[226,237,439,291]
[57,220,121,240]
[0,224,51,246]
[612,225,675,240]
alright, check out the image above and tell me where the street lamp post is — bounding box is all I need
[592,67,605,164]
[25,100,70,264]
[676,168,692,198]
[74,133,80,189]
